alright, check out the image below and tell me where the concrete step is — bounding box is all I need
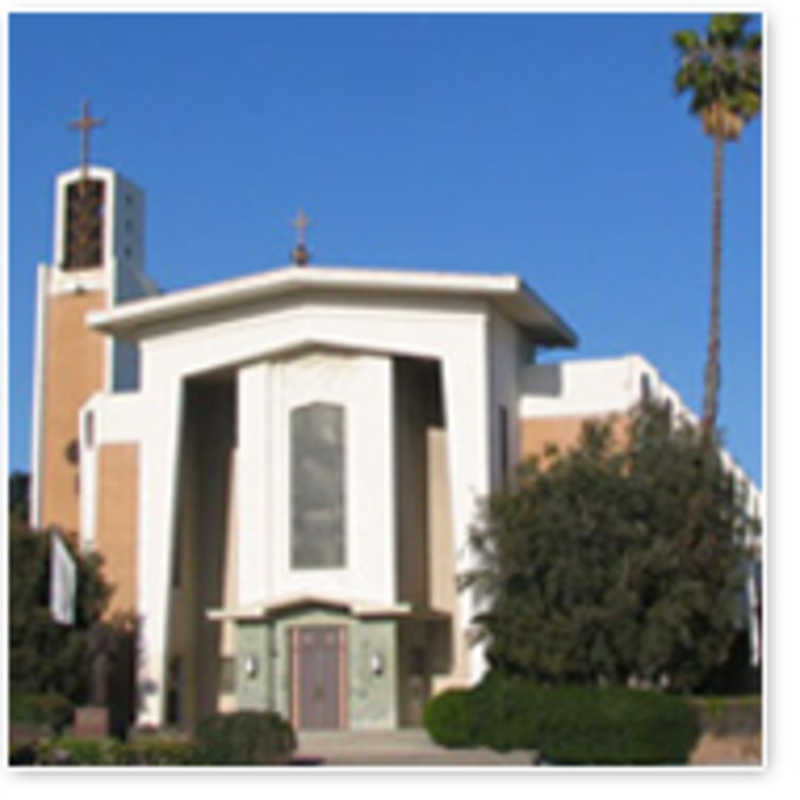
[294,728,535,766]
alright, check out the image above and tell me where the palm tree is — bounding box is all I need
[672,14,761,439]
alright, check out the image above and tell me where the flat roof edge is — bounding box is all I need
[88,265,577,347]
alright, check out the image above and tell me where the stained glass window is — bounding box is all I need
[291,403,345,568]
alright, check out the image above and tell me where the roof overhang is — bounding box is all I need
[87,265,578,347]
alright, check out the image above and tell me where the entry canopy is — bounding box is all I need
[206,593,451,622]
[88,264,578,347]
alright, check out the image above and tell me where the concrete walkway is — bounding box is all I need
[293,727,536,767]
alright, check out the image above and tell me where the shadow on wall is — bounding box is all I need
[518,363,563,398]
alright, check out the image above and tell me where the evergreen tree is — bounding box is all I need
[8,471,30,521]
[461,401,756,692]
[9,514,112,703]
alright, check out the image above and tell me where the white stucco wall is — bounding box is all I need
[237,350,395,608]
[275,351,394,602]
[519,355,644,418]
[519,354,700,426]
[111,175,147,280]
[108,176,154,391]
[488,309,523,490]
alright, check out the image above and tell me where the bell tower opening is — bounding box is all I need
[63,178,105,269]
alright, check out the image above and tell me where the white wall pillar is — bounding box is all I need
[236,362,272,606]
[29,264,49,529]
[442,318,491,682]
[136,371,183,727]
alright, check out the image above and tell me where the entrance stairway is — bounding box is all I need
[293,727,535,767]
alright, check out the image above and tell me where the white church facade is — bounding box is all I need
[29,162,761,732]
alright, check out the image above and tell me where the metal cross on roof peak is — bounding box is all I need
[290,209,311,266]
[292,208,310,245]
[68,100,105,178]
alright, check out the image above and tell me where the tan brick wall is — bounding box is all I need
[519,413,630,463]
[96,443,139,616]
[40,290,106,532]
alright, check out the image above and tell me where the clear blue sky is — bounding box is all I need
[8,12,762,484]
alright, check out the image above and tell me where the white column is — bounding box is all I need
[442,316,491,682]
[383,358,396,604]
[236,362,272,606]
[136,371,183,727]
[29,264,49,528]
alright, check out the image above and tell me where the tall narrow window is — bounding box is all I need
[499,405,509,483]
[291,403,345,568]
[84,410,94,449]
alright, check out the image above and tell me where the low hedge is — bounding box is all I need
[10,712,297,767]
[195,711,297,765]
[10,737,116,766]
[9,692,74,735]
[424,675,701,765]
[530,686,700,765]
[110,738,201,766]
[9,737,200,766]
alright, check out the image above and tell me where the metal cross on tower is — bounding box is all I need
[68,100,105,179]
[65,101,105,268]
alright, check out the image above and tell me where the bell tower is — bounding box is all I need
[30,102,157,532]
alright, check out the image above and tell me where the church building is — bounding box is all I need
[30,118,760,731]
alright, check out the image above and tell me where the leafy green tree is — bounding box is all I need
[461,401,756,692]
[9,514,112,703]
[8,471,30,521]
[672,14,761,437]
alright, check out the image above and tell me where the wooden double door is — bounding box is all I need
[291,625,347,730]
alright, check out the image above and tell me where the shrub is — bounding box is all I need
[422,689,476,748]
[9,742,39,766]
[9,519,112,704]
[469,674,543,752]
[111,738,200,766]
[531,686,700,765]
[38,737,117,765]
[194,711,296,765]
[9,692,74,735]
[461,401,757,693]
[423,675,701,765]
[9,737,201,766]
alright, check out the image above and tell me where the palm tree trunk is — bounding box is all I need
[702,131,724,440]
